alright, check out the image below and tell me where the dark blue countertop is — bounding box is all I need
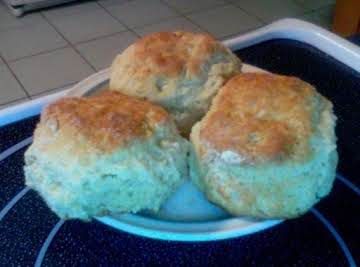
[0,36,359,267]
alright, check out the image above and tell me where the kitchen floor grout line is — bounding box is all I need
[39,0,102,17]
[130,15,207,34]
[6,28,134,64]
[41,1,132,44]
[98,0,213,37]
[161,0,229,16]
[160,0,265,38]
[0,97,30,107]
[6,44,69,63]
[0,54,5,65]
[0,15,45,34]
[219,25,265,41]
[158,0,213,34]
[222,2,269,24]
[224,0,315,24]
[71,29,130,45]
[39,12,97,72]
[0,51,31,98]
[96,1,142,38]
[28,81,77,100]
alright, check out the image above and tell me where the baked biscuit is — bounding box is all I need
[24,91,189,220]
[110,31,241,135]
[190,73,338,219]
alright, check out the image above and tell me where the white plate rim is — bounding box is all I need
[97,214,282,242]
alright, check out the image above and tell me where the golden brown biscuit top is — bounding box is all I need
[121,31,223,77]
[40,91,169,152]
[200,73,319,163]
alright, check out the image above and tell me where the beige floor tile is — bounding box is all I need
[42,1,100,19]
[9,48,94,96]
[0,64,27,104]
[76,31,138,71]
[0,19,67,61]
[0,2,44,32]
[232,0,306,22]
[134,17,203,36]
[46,9,126,44]
[30,82,75,99]
[97,0,130,7]
[188,5,262,38]
[163,0,226,14]
[104,0,179,28]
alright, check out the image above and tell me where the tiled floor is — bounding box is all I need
[0,0,335,108]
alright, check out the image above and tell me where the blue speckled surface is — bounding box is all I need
[0,116,38,153]
[0,38,359,266]
[0,191,58,265]
[0,148,29,209]
[315,180,360,261]
[42,214,348,266]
